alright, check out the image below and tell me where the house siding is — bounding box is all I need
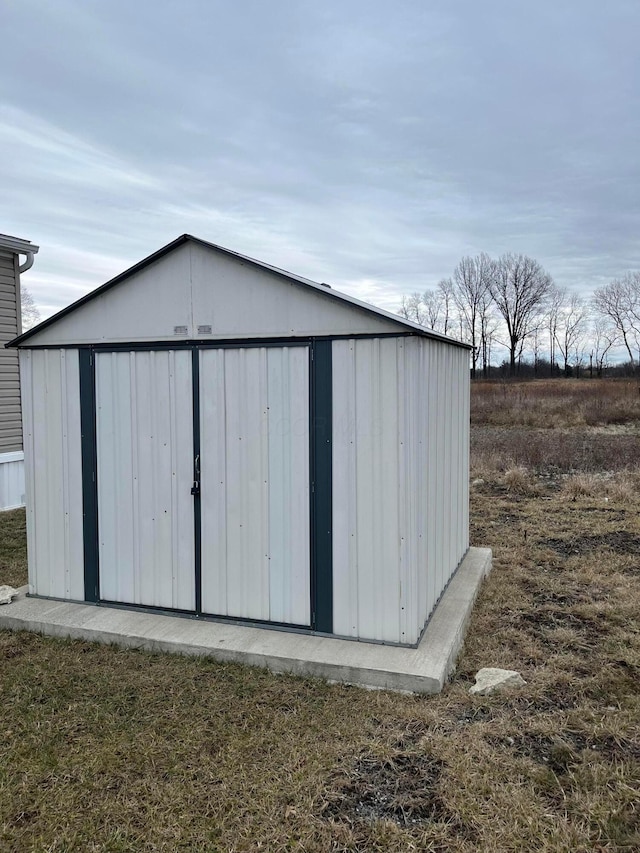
[0,250,22,453]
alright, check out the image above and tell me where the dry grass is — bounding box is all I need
[1,381,639,851]
[0,509,27,589]
[472,379,640,429]
[472,427,640,476]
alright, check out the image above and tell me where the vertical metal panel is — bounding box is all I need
[426,341,470,599]
[332,338,408,644]
[435,343,446,609]
[20,348,84,599]
[461,348,471,554]
[332,340,358,638]
[200,346,310,625]
[425,339,437,627]
[441,347,456,588]
[418,339,430,628]
[95,350,195,610]
[268,346,311,624]
[405,337,429,634]
[333,335,470,645]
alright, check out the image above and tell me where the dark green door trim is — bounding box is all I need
[79,347,99,602]
[191,347,202,615]
[310,339,333,633]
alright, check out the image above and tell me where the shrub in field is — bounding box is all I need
[471,450,514,483]
[503,466,532,494]
[561,470,639,502]
[562,474,598,500]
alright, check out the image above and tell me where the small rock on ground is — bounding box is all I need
[0,585,18,605]
[470,667,526,695]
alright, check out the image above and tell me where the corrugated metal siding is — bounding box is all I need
[332,337,469,645]
[95,350,195,610]
[332,338,406,644]
[423,341,469,625]
[0,251,22,452]
[20,349,84,599]
[200,346,310,624]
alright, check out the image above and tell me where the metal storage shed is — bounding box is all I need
[9,235,470,647]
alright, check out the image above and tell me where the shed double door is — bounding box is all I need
[95,346,311,626]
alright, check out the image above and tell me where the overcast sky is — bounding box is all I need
[2,0,639,320]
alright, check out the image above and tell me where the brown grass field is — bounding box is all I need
[1,379,639,852]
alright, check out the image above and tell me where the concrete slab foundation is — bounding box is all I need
[0,547,491,694]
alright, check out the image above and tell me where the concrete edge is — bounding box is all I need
[426,546,492,687]
[0,549,492,695]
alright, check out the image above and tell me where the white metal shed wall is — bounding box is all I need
[332,337,469,645]
[20,349,84,599]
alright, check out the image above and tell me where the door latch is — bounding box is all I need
[191,454,200,497]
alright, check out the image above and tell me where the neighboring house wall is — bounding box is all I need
[0,249,22,453]
[0,248,25,510]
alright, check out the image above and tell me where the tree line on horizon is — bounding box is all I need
[398,253,640,378]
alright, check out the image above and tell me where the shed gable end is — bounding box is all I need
[19,241,406,347]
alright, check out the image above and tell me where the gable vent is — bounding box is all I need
[197,325,212,335]
[173,325,188,335]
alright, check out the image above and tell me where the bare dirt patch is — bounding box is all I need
[322,750,448,828]
[541,531,640,556]
[487,730,640,771]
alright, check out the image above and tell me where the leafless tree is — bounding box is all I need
[479,297,500,377]
[593,273,640,367]
[20,285,41,331]
[436,277,454,336]
[529,312,547,376]
[422,288,445,332]
[399,292,426,325]
[398,281,462,338]
[452,253,492,378]
[590,318,618,378]
[544,285,566,374]
[554,293,589,375]
[487,253,554,375]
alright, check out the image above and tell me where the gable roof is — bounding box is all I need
[8,234,470,349]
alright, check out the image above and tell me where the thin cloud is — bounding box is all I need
[1,0,639,319]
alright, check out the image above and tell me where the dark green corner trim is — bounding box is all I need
[310,340,333,633]
[79,348,99,602]
[192,347,202,615]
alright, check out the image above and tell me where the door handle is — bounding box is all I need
[191,454,200,496]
